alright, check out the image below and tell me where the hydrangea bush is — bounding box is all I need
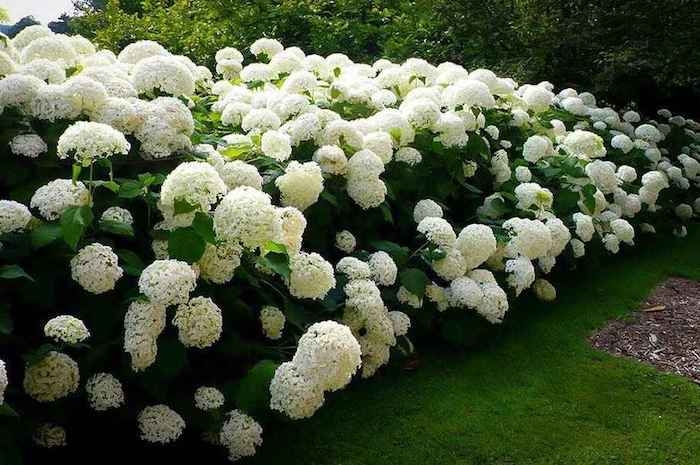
[0,26,699,461]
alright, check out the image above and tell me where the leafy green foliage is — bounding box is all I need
[60,205,94,250]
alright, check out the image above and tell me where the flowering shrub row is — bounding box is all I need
[0,26,698,461]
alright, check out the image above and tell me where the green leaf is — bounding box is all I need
[99,219,134,237]
[0,404,18,417]
[369,240,410,267]
[581,184,597,213]
[60,205,93,250]
[258,249,291,280]
[117,179,143,199]
[0,265,33,281]
[262,241,288,255]
[116,249,145,276]
[168,227,207,263]
[92,180,120,193]
[221,142,252,160]
[399,268,429,298]
[173,197,200,215]
[30,223,62,248]
[235,360,279,416]
[0,304,13,335]
[554,188,580,214]
[380,203,394,224]
[192,212,216,244]
[23,343,57,366]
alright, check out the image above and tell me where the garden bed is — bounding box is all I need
[591,277,700,384]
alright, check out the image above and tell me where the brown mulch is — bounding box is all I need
[590,277,700,384]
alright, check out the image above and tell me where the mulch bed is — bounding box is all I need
[591,277,700,384]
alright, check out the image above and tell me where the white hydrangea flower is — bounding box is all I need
[533,279,556,301]
[194,386,225,411]
[9,133,47,158]
[261,130,292,161]
[57,121,130,165]
[259,306,286,340]
[394,146,422,165]
[269,362,325,419]
[100,206,133,225]
[388,311,411,336]
[585,160,619,194]
[397,286,422,308]
[85,373,125,411]
[250,38,284,59]
[20,35,78,67]
[0,74,45,112]
[313,145,348,175]
[117,40,168,64]
[413,199,443,223]
[137,405,185,444]
[455,224,497,270]
[33,423,67,448]
[514,182,553,211]
[138,259,197,306]
[447,277,483,309]
[23,351,79,402]
[515,166,532,183]
[603,233,620,254]
[30,179,90,221]
[610,218,634,245]
[0,200,32,234]
[288,252,335,300]
[368,251,397,286]
[475,282,509,323]
[346,176,387,210]
[218,160,263,191]
[523,135,555,163]
[561,130,606,159]
[336,257,372,280]
[132,55,195,96]
[44,315,89,344]
[417,217,456,247]
[70,243,123,294]
[505,256,535,296]
[522,85,554,112]
[124,300,167,371]
[611,134,634,153]
[214,187,282,249]
[198,241,242,284]
[503,217,552,259]
[675,203,693,220]
[292,321,362,392]
[275,161,324,211]
[219,410,264,461]
[159,161,227,227]
[172,297,223,349]
[334,230,356,253]
[634,123,663,143]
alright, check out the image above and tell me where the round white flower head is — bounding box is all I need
[515,166,532,183]
[368,251,398,286]
[610,218,635,245]
[44,315,89,344]
[57,121,130,166]
[675,203,693,220]
[522,135,554,163]
[117,40,169,64]
[562,130,606,159]
[30,179,90,221]
[0,360,7,404]
[138,259,197,306]
[447,277,483,309]
[397,286,422,308]
[261,130,292,161]
[124,300,167,371]
[137,405,185,444]
[33,423,67,448]
[132,55,195,96]
[214,187,282,249]
[585,160,619,194]
[269,362,325,419]
[413,199,443,223]
[0,200,32,234]
[455,224,497,270]
[634,123,663,143]
[172,296,223,349]
[503,218,552,260]
[603,233,620,254]
[260,306,286,340]
[0,74,45,112]
[611,134,634,154]
[313,145,348,175]
[219,160,263,191]
[346,176,387,210]
[85,373,125,411]
[219,409,263,461]
[533,279,556,301]
[23,351,79,402]
[292,321,362,392]
[514,182,553,212]
[12,25,54,50]
[159,161,227,227]
[335,230,356,253]
[336,257,372,280]
[388,311,411,337]
[216,47,244,63]
[572,212,594,242]
[275,161,324,211]
[198,241,242,284]
[100,206,133,225]
[394,146,422,165]
[250,38,284,59]
[522,85,554,112]
[616,165,637,184]
[505,256,535,296]
[9,133,47,158]
[194,386,225,411]
[70,243,123,294]
[288,252,336,300]
[20,36,78,67]
[417,217,456,247]
[476,282,509,323]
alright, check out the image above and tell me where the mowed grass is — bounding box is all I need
[250,226,700,465]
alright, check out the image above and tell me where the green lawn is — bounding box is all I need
[251,226,700,465]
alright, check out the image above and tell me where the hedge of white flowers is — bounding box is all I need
[0,25,699,461]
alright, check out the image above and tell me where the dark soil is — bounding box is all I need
[591,277,700,384]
